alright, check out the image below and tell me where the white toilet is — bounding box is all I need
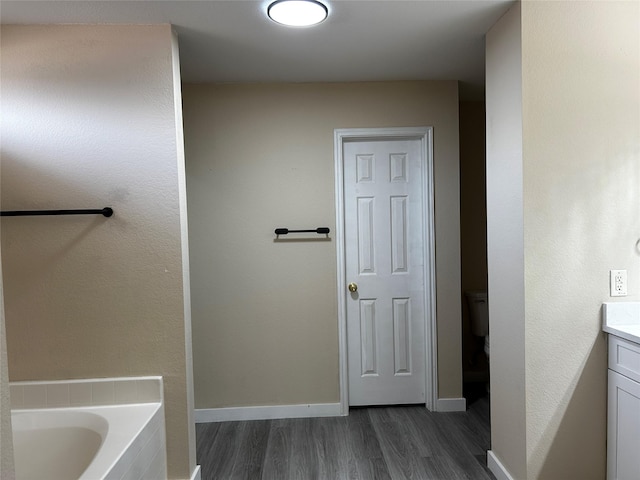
[465,290,490,361]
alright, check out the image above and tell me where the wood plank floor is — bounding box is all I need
[196,395,494,480]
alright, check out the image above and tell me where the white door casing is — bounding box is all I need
[334,127,437,412]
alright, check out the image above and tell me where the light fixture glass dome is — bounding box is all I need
[267,0,328,27]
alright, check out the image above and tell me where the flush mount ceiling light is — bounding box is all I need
[267,0,328,27]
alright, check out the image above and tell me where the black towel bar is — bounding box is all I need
[275,227,330,235]
[1,207,114,217]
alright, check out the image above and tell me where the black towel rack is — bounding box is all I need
[1,207,114,217]
[275,227,330,235]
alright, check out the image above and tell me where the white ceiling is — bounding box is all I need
[1,0,515,100]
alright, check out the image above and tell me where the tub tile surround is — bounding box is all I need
[20,384,45,409]
[10,376,167,480]
[102,403,167,480]
[603,302,640,343]
[10,376,163,409]
[69,382,93,406]
[118,415,166,480]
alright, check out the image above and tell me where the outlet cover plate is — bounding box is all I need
[610,270,628,297]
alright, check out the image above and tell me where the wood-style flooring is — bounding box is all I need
[196,395,494,480]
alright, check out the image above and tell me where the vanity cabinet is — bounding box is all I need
[608,335,640,480]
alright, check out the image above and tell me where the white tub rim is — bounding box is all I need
[12,402,163,480]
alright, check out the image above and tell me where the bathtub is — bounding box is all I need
[10,377,167,480]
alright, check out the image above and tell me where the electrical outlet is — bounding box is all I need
[610,270,628,297]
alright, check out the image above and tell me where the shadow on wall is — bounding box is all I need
[273,237,332,244]
[1,150,113,269]
[532,336,607,479]
[1,150,121,378]
[0,152,108,210]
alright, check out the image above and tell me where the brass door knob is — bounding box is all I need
[348,282,358,293]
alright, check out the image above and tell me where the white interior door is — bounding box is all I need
[344,137,427,406]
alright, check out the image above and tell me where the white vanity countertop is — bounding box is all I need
[603,302,640,344]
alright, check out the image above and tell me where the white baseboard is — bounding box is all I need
[436,397,466,412]
[487,451,515,480]
[190,465,201,480]
[195,402,343,423]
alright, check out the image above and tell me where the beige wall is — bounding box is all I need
[460,102,487,294]
[1,25,194,480]
[486,3,527,478]
[487,1,640,478]
[183,81,462,408]
[459,101,488,376]
[522,1,639,478]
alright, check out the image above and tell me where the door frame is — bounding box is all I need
[334,126,437,414]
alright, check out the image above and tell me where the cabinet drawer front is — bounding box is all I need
[610,335,640,383]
